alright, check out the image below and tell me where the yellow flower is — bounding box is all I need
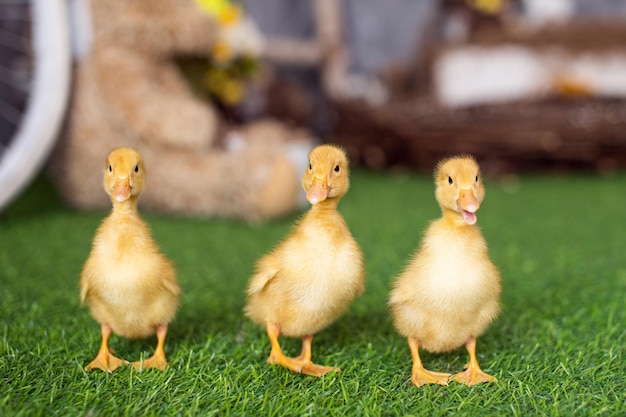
[466,0,504,15]
[194,0,241,25]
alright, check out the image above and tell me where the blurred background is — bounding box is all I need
[2,0,626,214]
[246,0,626,174]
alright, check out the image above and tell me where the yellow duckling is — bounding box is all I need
[80,147,180,372]
[389,155,501,386]
[245,144,365,377]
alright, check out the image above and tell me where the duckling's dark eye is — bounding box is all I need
[108,165,112,173]
[334,165,340,173]
[308,163,312,170]
[475,175,479,183]
[448,176,453,185]
[135,165,139,173]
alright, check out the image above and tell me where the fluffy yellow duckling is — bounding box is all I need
[389,155,501,386]
[245,144,365,377]
[80,147,180,372]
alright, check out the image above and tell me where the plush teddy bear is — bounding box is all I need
[50,0,313,221]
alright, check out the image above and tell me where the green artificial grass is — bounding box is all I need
[1,169,625,416]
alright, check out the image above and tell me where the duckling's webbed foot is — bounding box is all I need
[133,324,169,371]
[408,337,451,386]
[85,351,128,373]
[85,324,129,372]
[267,347,338,377]
[296,334,339,376]
[453,367,496,386]
[300,362,338,377]
[411,367,451,387]
[451,336,497,386]
[132,355,168,372]
[265,323,338,377]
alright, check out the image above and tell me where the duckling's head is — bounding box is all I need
[103,147,146,204]
[434,155,485,225]
[303,144,350,205]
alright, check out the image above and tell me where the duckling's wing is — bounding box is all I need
[79,280,89,304]
[247,251,282,296]
[388,281,415,308]
[79,259,95,304]
[159,259,180,296]
[247,267,279,296]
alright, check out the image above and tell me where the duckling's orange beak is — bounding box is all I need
[113,177,131,203]
[306,175,328,205]
[457,188,479,225]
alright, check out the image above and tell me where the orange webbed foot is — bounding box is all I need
[132,354,168,372]
[265,324,338,377]
[300,362,338,377]
[452,367,497,386]
[132,324,169,372]
[85,324,129,372]
[411,367,451,387]
[452,336,497,386]
[407,337,451,387]
[267,351,337,377]
[85,351,128,373]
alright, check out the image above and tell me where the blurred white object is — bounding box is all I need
[522,0,575,26]
[217,17,265,59]
[68,0,92,61]
[327,73,389,107]
[0,0,71,211]
[435,46,550,107]
[560,53,626,96]
[435,45,626,107]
